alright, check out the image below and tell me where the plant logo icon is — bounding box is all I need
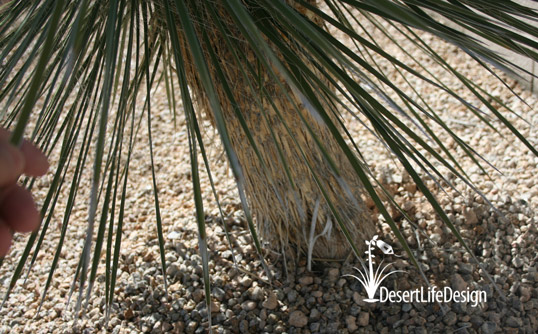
[346,235,405,303]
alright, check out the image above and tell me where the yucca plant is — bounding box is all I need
[0,0,536,328]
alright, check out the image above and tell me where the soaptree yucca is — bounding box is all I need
[0,0,536,322]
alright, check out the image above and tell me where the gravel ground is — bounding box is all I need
[1,9,537,334]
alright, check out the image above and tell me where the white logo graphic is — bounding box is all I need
[345,235,404,303]
[346,235,487,307]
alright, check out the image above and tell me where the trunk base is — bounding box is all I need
[174,0,376,262]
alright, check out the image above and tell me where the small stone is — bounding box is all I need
[405,183,417,193]
[443,311,457,326]
[210,301,220,314]
[166,263,181,278]
[241,301,257,312]
[327,322,340,332]
[267,313,279,324]
[481,321,497,334]
[414,316,426,326]
[174,321,185,333]
[260,308,267,321]
[186,321,198,333]
[519,285,531,302]
[299,276,314,286]
[430,233,442,244]
[167,231,181,239]
[310,308,321,321]
[470,315,484,328]
[160,321,172,332]
[488,312,501,324]
[213,287,226,301]
[512,255,524,268]
[414,327,427,334]
[503,327,520,334]
[352,291,363,305]
[357,312,369,327]
[262,291,278,310]
[184,300,196,312]
[124,308,134,320]
[505,316,522,328]
[510,297,522,313]
[153,320,162,331]
[287,290,298,303]
[327,268,340,282]
[458,263,473,275]
[239,319,249,333]
[53,303,66,314]
[239,276,253,287]
[311,291,323,298]
[402,303,412,312]
[274,324,286,333]
[452,301,467,314]
[108,317,120,328]
[192,289,204,303]
[143,252,154,262]
[289,310,308,328]
[125,283,137,295]
[451,273,468,291]
[345,315,358,332]
[464,208,478,225]
[249,286,264,301]
[386,314,400,326]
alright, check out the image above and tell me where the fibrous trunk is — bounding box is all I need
[168,1,375,261]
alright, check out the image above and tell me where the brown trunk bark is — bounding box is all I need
[171,1,375,262]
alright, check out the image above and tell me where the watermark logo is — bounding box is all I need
[345,235,404,303]
[346,235,487,307]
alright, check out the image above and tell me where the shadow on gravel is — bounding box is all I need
[103,193,536,334]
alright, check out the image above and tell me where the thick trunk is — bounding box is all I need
[173,1,375,261]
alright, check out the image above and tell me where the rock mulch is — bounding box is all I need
[1,7,537,334]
